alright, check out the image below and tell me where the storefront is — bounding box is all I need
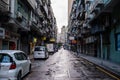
[0,28,20,50]
[0,27,5,49]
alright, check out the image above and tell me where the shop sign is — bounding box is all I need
[33,38,37,43]
[0,27,5,39]
[71,40,77,44]
[42,37,46,40]
[50,38,55,42]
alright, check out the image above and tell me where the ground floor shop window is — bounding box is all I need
[9,41,16,50]
[116,33,120,51]
[2,41,9,50]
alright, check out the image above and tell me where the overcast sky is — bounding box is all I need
[51,0,68,33]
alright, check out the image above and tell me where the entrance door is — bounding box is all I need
[2,41,8,50]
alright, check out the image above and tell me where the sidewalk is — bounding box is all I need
[72,52,120,77]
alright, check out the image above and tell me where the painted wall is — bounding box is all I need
[109,4,120,64]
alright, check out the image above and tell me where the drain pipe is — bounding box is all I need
[100,33,103,65]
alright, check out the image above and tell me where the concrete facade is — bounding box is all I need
[0,0,57,55]
[67,0,120,65]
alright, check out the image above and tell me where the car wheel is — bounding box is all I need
[17,71,22,80]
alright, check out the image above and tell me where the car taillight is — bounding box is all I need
[10,62,16,69]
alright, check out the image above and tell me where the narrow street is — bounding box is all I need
[24,48,115,80]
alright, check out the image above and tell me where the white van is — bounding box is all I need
[33,46,49,59]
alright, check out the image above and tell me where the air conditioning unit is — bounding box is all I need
[32,18,38,24]
[17,12,23,19]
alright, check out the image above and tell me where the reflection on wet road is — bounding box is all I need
[24,48,114,80]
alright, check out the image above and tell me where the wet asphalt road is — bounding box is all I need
[23,48,115,80]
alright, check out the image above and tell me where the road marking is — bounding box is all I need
[96,66,120,80]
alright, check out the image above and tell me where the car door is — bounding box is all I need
[21,53,30,74]
[14,52,29,76]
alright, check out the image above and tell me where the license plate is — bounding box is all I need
[1,65,9,70]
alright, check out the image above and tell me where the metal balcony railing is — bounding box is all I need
[103,0,111,5]
[91,25,105,34]
[90,0,104,13]
[85,0,92,4]
[0,0,9,12]
[85,12,94,20]
[95,0,104,7]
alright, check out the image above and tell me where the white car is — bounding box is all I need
[34,46,49,59]
[0,50,31,80]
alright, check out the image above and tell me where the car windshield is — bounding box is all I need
[0,54,13,63]
[34,46,45,51]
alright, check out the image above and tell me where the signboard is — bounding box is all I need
[71,40,77,44]
[50,38,55,42]
[33,38,37,43]
[42,37,46,40]
[0,27,5,39]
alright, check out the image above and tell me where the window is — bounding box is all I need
[34,46,45,51]
[0,54,13,63]
[14,53,23,60]
[116,33,120,51]
[14,52,27,60]
[21,53,27,60]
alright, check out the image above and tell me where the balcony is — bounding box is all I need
[81,28,90,35]
[71,14,76,20]
[85,13,94,20]
[95,0,104,7]
[90,0,104,13]
[27,0,37,10]
[91,25,105,34]
[0,0,10,12]
[83,23,87,28]
[85,36,95,44]
[103,0,111,6]
[85,0,92,4]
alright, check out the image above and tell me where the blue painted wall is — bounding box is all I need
[109,4,120,64]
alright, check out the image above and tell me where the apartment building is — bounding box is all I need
[0,0,57,54]
[68,0,120,64]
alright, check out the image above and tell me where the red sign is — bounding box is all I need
[71,40,77,44]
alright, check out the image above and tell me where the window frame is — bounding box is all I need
[115,33,120,51]
[14,52,27,61]
[0,54,13,63]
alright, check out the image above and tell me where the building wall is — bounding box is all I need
[110,28,120,64]
[0,39,2,49]
[110,4,120,64]
[68,0,74,20]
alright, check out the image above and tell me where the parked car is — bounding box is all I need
[33,46,49,59]
[0,50,31,80]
